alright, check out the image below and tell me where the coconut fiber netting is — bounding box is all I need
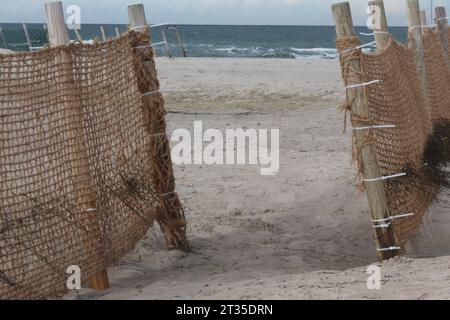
[0,31,187,299]
[337,28,450,252]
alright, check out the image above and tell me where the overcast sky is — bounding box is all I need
[0,0,449,26]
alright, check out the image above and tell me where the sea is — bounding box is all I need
[0,24,409,59]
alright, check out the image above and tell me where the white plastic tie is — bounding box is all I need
[377,246,401,252]
[409,24,436,31]
[341,41,376,54]
[129,25,149,32]
[151,41,166,47]
[373,223,391,229]
[345,79,381,90]
[363,172,406,182]
[150,23,172,29]
[360,31,390,36]
[133,44,150,49]
[353,124,396,130]
[134,42,166,49]
[143,90,158,96]
[372,213,415,224]
[130,23,172,30]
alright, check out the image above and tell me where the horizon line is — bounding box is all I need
[0,22,410,28]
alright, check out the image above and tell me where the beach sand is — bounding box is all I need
[65,57,450,300]
[0,49,14,54]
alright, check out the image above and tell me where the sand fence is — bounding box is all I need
[0,2,187,299]
[332,1,450,261]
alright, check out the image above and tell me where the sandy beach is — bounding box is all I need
[64,57,450,300]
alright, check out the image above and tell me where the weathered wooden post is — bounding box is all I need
[115,27,121,38]
[407,0,431,114]
[430,0,434,22]
[22,23,32,51]
[44,0,110,291]
[368,0,390,49]
[128,4,148,32]
[100,26,107,41]
[435,6,448,54]
[332,2,397,261]
[128,3,188,250]
[0,27,8,49]
[74,28,83,42]
[174,26,187,57]
[43,24,50,43]
[161,29,173,58]
[420,10,427,27]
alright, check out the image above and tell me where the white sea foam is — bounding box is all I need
[210,46,339,59]
[290,47,339,59]
[70,39,94,45]
[155,43,341,59]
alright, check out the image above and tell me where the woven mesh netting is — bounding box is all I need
[337,28,450,251]
[0,31,187,299]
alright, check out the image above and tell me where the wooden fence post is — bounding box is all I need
[407,0,431,115]
[100,26,107,42]
[115,27,121,38]
[128,3,188,250]
[332,2,397,261]
[74,28,83,42]
[174,27,187,57]
[128,3,148,33]
[44,0,110,291]
[368,0,390,49]
[435,6,448,54]
[0,27,8,49]
[161,29,172,58]
[22,23,32,51]
[420,10,427,27]
[43,24,50,43]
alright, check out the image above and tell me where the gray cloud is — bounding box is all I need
[0,0,449,25]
